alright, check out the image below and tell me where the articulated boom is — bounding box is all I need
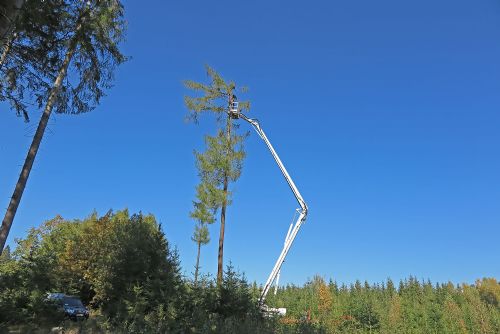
[229,105,308,308]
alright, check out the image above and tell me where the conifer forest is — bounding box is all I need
[1,0,499,333]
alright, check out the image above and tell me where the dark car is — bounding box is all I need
[46,293,89,320]
[61,296,89,320]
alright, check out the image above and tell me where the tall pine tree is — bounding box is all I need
[184,66,249,284]
[190,182,216,283]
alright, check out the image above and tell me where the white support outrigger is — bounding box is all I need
[229,102,309,315]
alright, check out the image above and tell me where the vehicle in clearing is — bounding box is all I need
[46,293,89,320]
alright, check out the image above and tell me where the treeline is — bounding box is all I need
[0,210,311,333]
[1,210,499,333]
[267,275,500,333]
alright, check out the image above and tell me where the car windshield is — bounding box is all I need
[63,298,84,307]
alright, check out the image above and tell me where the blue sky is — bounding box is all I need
[1,0,499,286]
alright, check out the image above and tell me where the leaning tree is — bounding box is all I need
[0,0,127,252]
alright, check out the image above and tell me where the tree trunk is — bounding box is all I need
[217,176,229,285]
[0,32,77,252]
[194,240,201,283]
[217,96,233,285]
[0,0,24,49]
[0,32,15,68]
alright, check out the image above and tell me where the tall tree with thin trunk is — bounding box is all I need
[190,182,216,283]
[0,0,127,252]
[184,66,250,284]
[191,223,210,284]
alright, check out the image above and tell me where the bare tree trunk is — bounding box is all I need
[217,176,228,285]
[0,33,77,252]
[217,96,233,285]
[194,240,201,283]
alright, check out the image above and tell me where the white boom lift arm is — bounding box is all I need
[274,223,294,296]
[228,102,309,308]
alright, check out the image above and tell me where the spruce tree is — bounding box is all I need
[0,0,24,49]
[0,0,127,252]
[0,0,64,120]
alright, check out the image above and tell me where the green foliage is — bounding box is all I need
[179,266,278,334]
[192,222,210,246]
[190,182,215,282]
[185,65,250,208]
[2,212,498,333]
[0,0,127,121]
[195,129,247,185]
[266,276,500,334]
[0,210,184,331]
[0,219,66,328]
[477,277,500,308]
[0,211,282,333]
[185,65,250,282]
[184,65,250,124]
[217,264,254,319]
[0,0,61,120]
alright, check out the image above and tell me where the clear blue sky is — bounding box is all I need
[1,0,499,286]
